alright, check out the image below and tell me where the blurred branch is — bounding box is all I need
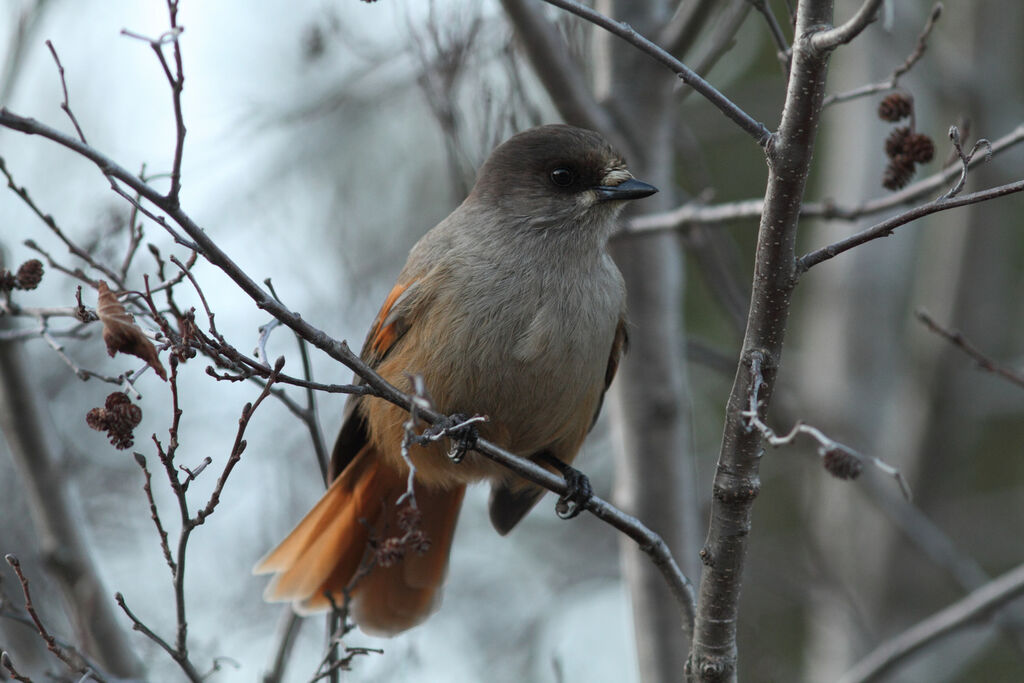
[498,0,626,152]
[823,3,943,107]
[684,1,753,84]
[748,0,791,73]
[864,477,1024,655]
[915,309,1024,391]
[659,0,718,59]
[0,329,145,677]
[261,608,303,683]
[539,0,772,145]
[0,0,56,104]
[625,122,1024,234]
[838,562,1024,683]
[796,178,1024,272]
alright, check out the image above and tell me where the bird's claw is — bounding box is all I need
[414,413,480,463]
[554,464,593,520]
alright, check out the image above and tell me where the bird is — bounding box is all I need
[253,124,657,636]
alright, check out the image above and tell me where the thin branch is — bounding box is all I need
[796,179,1024,272]
[810,0,884,51]
[116,592,200,683]
[0,651,32,683]
[823,3,943,107]
[837,562,1024,683]
[470,428,697,635]
[0,157,122,287]
[915,309,1024,391]
[118,165,149,280]
[683,0,754,84]
[264,278,330,481]
[192,357,284,525]
[44,40,87,144]
[540,0,771,146]
[132,452,176,574]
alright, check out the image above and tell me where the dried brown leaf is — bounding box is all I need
[96,280,167,381]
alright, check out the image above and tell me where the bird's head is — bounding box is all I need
[468,124,657,234]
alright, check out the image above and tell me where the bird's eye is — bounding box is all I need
[549,167,575,187]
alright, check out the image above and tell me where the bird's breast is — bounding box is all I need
[418,254,624,454]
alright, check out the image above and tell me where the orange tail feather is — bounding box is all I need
[254,445,465,636]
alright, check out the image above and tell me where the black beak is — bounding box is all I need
[595,177,659,202]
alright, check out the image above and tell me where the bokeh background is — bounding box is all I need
[1,1,1022,681]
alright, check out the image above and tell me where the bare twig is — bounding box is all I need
[132,452,176,573]
[823,3,943,107]
[915,309,1024,391]
[796,178,1024,271]
[119,13,186,204]
[116,591,199,682]
[118,165,149,281]
[0,651,33,683]
[193,357,285,525]
[862,477,1024,655]
[838,562,1024,683]
[0,158,121,287]
[539,0,772,146]
[120,356,285,681]
[178,456,212,489]
[743,352,911,498]
[44,40,87,144]
[263,278,330,480]
[939,125,992,200]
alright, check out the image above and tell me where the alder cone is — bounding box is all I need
[877,93,913,122]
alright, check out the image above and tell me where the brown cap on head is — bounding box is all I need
[469,125,657,212]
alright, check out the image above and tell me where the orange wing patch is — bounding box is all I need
[366,281,412,359]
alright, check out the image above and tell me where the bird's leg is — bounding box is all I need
[537,452,593,519]
[413,413,482,463]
